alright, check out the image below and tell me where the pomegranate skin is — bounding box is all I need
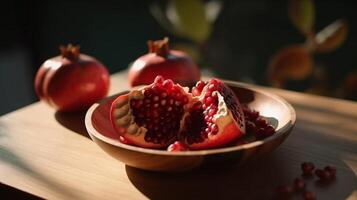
[35,53,110,112]
[129,50,200,87]
[128,38,200,87]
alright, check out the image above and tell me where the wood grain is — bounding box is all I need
[0,71,356,199]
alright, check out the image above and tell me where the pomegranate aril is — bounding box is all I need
[154,75,164,84]
[211,124,218,133]
[301,162,315,176]
[167,141,187,152]
[208,108,216,117]
[256,117,268,127]
[205,97,213,105]
[302,191,316,200]
[160,92,167,98]
[264,125,275,137]
[246,121,258,134]
[163,79,174,88]
[315,169,331,181]
[324,166,337,177]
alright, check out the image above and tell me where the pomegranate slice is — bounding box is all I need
[110,76,191,148]
[110,76,245,150]
[180,79,246,149]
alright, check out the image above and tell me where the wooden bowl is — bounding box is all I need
[85,81,296,172]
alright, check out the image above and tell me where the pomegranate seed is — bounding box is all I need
[160,92,167,98]
[154,76,164,84]
[324,166,336,177]
[315,169,331,180]
[302,191,316,200]
[301,162,315,176]
[276,185,293,198]
[294,178,306,191]
[169,99,174,105]
[163,79,174,88]
[208,108,216,116]
[205,127,211,133]
[208,84,215,90]
[256,117,268,127]
[246,121,258,134]
[205,97,213,105]
[167,141,187,152]
[152,96,159,102]
[263,125,275,136]
[160,99,167,106]
[211,124,218,133]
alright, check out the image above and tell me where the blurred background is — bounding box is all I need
[0,0,356,115]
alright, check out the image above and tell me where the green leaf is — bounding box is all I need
[288,0,315,36]
[314,19,348,53]
[168,0,212,43]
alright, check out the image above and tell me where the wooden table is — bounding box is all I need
[0,71,356,200]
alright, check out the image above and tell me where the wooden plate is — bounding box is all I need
[85,81,296,172]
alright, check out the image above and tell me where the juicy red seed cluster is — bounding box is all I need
[130,78,188,144]
[202,82,220,136]
[183,81,224,145]
[183,106,207,144]
[243,106,275,139]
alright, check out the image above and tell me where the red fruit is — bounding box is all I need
[180,79,246,150]
[34,44,110,112]
[167,141,188,152]
[110,76,245,150]
[128,37,200,87]
[110,76,189,148]
[301,162,315,176]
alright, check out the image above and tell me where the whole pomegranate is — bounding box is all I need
[110,76,245,150]
[128,37,200,87]
[34,44,110,112]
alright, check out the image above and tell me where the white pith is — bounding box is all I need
[113,89,147,138]
[209,91,237,137]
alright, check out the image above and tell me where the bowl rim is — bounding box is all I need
[85,81,296,156]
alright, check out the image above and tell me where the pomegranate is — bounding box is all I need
[34,44,110,112]
[128,37,200,87]
[110,76,245,150]
[180,79,246,149]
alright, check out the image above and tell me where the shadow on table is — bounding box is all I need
[54,110,90,139]
[125,153,289,200]
[125,146,357,200]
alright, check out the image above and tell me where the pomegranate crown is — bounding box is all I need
[60,44,80,60]
[147,37,170,57]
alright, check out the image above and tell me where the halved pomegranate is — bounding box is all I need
[110,76,245,150]
[180,79,246,149]
[110,76,191,149]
